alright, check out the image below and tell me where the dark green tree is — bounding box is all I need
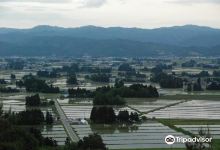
[117,110,129,122]
[90,106,116,124]
[67,74,78,85]
[78,133,107,150]
[10,74,16,80]
[25,94,41,107]
[46,111,53,125]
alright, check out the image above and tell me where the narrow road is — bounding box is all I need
[54,99,80,142]
[127,99,191,114]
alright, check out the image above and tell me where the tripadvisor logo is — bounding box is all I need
[165,135,175,145]
[165,135,212,145]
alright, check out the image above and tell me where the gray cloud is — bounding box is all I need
[0,0,71,3]
[169,0,220,4]
[0,6,10,17]
[80,0,107,8]
[0,5,9,11]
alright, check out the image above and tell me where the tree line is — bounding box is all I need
[90,106,140,124]
[25,94,54,107]
[16,74,60,93]
[37,70,59,78]
[85,73,110,83]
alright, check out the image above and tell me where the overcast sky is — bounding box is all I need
[0,0,220,29]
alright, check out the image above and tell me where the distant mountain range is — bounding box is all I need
[0,25,219,57]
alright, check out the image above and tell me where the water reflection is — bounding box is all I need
[90,124,139,134]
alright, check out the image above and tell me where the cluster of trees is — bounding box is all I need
[67,74,78,85]
[182,71,210,78]
[0,87,20,93]
[0,103,57,150]
[7,60,25,70]
[151,64,172,74]
[25,94,54,107]
[118,63,135,72]
[200,63,219,69]
[0,103,3,117]
[90,107,116,124]
[62,63,80,73]
[37,70,59,78]
[96,83,159,98]
[207,81,220,90]
[16,74,60,93]
[117,84,159,98]
[193,78,203,91]
[90,106,140,124]
[93,93,125,105]
[197,71,210,77]
[151,72,183,88]
[68,88,94,98]
[182,60,196,67]
[186,78,203,92]
[25,94,41,106]
[10,74,16,80]
[0,119,57,150]
[213,70,220,77]
[115,79,124,88]
[77,134,107,150]
[0,79,7,84]
[5,109,53,125]
[43,137,57,147]
[68,82,158,100]
[64,134,107,150]
[117,110,139,123]
[14,109,45,125]
[45,111,54,125]
[85,73,110,83]
[62,63,111,74]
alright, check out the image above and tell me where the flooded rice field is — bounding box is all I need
[61,104,135,120]
[72,121,189,149]
[0,71,36,80]
[1,100,25,112]
[0,94,28,100]
[1,99,54,116]
[172,68,205,74]
[147,100,220,119]
[62,105,92,119]
[128,99,182,113]
[41,125,68,145]
[0,99,66,145]
[54,78,110,90]
[2,95,220,148]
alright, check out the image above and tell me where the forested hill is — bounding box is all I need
[0,25,219,57]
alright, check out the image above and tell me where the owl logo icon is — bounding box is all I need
[165,135,175,145]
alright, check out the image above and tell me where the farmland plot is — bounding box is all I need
[61,104,135,120]
[41,125,68,145]
[54,77,109,90]
[0,99,65,145]
[0,70,36,80]
[147,100,220,119]
[62,105,93,119]
[1,100,25,112]
[72,121,189,149]
[128,99,182,113]
[1,99,55,116]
